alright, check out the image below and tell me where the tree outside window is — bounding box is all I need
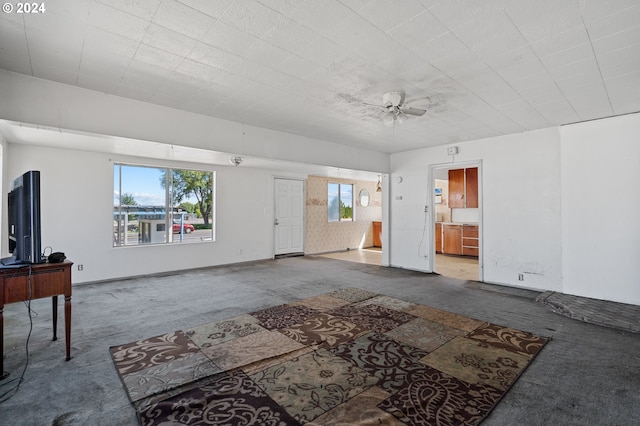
[328,183,354,222]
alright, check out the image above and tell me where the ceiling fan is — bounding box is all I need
[377,92,428,126]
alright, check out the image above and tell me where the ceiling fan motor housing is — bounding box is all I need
[382,92,404,107]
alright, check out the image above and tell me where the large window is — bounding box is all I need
[328,183,354,222]
[113,164,214,247]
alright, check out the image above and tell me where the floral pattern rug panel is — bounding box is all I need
[110,288,549,426]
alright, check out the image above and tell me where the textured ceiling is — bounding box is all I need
[1,0,639,154]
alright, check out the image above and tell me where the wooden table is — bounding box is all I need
[1,261,72,379]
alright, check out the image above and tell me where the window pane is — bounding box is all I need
[114,164,214,247]
[169,169,214,243]
[328,183,339,222]
[113,165,167,246]
[340,184,353,221]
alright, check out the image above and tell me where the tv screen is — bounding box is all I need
[3,170,42,266]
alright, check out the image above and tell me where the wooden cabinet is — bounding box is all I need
[443,224,463,255]
[462,225,479,256]
[437,223,479,258]
[372,221,382,247]
[435,222,442,253]
[448,169,465,208]
[448,167,478,208]
[465,168,478,208]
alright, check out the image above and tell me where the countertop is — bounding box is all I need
[436,222,479,226]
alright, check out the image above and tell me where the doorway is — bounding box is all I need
[430,162,482,281]
[274,178,304,256]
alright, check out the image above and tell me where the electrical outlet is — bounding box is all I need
[78,264,84,271]
[518,274,524,281]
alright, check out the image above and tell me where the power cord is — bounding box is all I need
[417,184,432,260]
[0,266,34,403]
[417,205,430,259]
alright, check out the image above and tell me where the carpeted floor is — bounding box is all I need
[110,288,548,425]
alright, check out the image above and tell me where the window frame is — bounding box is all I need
[327,182,355,222]
[113,163,215,247]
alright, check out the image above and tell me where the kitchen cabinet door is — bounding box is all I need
[373,221,382,247]
[465,167,478,208]
[443,225,463,255]
[435,222,442,253]
[448,169,465,208]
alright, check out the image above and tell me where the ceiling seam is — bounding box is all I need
[464,10,554,129]
[578,9,615,116]
[21,13,34,76]
[502,9,581,124]
[411,11,525,135]
[75,0,93,87]
[111,1,162,99]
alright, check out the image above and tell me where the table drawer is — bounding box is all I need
[32,268,68,298]
[3,275,30,301]
[2,267,68,303]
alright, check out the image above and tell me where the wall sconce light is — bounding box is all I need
[375,175,382,192]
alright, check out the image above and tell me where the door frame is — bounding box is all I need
[428,160,483,281]
[273,176,306,257]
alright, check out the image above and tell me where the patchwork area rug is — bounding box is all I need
[110,289,548,425]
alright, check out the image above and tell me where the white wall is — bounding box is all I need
[5,143,295,284]
[390,127,563,292]
[561,113,640,305]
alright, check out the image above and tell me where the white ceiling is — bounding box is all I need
[1,0,639,155]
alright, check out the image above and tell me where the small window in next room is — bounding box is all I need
[328,183,354,222]
[113,164,215,247]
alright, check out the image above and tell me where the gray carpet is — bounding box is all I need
[0,256,638,425]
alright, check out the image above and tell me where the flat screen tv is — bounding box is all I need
[2,170,42,266]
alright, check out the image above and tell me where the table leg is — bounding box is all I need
[64,295,71,361]
[52,295,58,341]
[1,304,6,380]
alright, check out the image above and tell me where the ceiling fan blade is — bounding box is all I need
[404,96,432,108]
[402,107,426,117]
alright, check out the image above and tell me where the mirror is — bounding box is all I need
[359,189,370,207]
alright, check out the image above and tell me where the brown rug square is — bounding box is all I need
[110,289,549,425]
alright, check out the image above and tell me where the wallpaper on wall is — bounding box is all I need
[306,176,382,254]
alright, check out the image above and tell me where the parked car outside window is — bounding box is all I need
[172,220,194,233]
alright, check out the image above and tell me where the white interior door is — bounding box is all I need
[274,178,304,255]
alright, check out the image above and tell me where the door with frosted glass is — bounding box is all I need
[274,178,304,255]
